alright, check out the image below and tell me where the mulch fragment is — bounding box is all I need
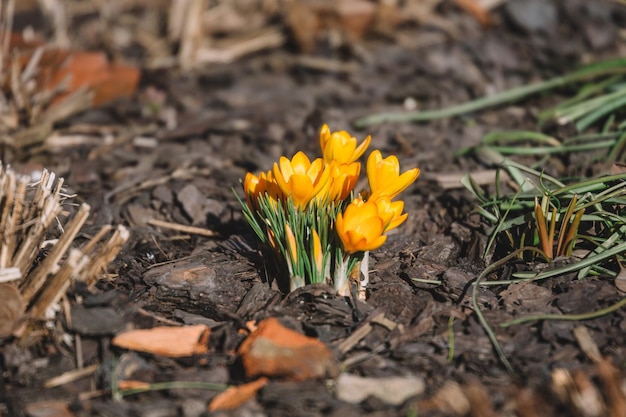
[237,317,336,380]
[335,373,425,405]
[208,377,269,412]
[112,324,210,357]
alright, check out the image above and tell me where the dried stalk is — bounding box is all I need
[0,163,129,332]
[20,202,90,303]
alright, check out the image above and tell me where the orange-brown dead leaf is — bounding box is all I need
[237,317,336,381]
[45,52,140,108]
[112,324,210,357]
[91,64,141,106]
[3,35,140,114]
[208,377,268,412]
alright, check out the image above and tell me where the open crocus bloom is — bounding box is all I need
[335,198,387,254]
[273,151,330,209]
[367,150,420,199]
[322,161,361,203]
[320,124,371,164]
[372,196,407,231]
[239,124,420,295]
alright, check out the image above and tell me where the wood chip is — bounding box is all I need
[112,324,211,357]
[335,373,425,405]
[237,317,336,380]
[573,325,602,364]
[147,218,218,237]
[208,377,268,412]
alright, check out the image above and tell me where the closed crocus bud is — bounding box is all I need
[312,229,323,277]
[320,124,371,164]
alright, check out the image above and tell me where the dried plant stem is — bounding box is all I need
[147,218,218,237]
[0,0,15,82]
[21,203,90,305]
[0,164,129,328]
[80,225,129,286]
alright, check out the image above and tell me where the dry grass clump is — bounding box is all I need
[0,164,128,339]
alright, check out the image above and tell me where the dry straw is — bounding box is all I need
[0,164,128,338]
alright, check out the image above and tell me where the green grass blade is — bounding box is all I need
[354,57,626,127]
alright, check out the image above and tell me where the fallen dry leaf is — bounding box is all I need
[46,52,140,108]
[3,36,140,122]
[208,377,268,412]
[237,317,336,380]
[112,324,210,357]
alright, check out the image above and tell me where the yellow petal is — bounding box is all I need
[319,124,331,149]
[386,213,407,231]
[291,151,312,175]
[290,174,315,208]
[373,197,406,231]
[352,135,371,161]
[273,162,289,196]
[366,150,383,192]
[278,156,295,178]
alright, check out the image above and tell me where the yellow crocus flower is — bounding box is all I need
[372,196,407,231]
[335,198,387,254]
[319,124,371,164]
[321,161,361,203]
[243,170,282,209]
[273,151,330,209]
[366,150,420,199]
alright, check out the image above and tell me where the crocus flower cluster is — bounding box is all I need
[239,125,420,296]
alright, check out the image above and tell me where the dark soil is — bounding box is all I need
[2,1,626,416]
